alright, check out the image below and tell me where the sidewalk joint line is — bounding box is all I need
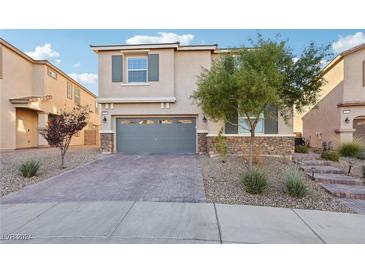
[291,209,327,244]
[213,203,223,244]
[108,201,136,238]
[13,202,59,232]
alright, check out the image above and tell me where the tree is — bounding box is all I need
[192,35,330,170]
[39,106,90,168]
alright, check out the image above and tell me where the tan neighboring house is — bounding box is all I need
[91,42,294,156]
[0,38,100,150]
[295,43,365,148]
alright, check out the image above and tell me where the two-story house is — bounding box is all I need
[91,42,294,155]
[0,38,100,150]
[297,43,365,148]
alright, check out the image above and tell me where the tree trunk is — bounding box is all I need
[248,130,255,170]
[60,149,65,169]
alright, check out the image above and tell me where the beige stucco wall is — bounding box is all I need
[295,59,344,135]
[0,42,99,150]
[302,59,344,147]
[99,49,212,134]
[343,48,365,102]
[0,44,34,149]
[337,48,365,143]
[98,49,175,99]
[302,48,365,147]
[98,48,293,136]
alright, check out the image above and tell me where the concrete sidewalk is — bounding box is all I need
[1,201,364,244]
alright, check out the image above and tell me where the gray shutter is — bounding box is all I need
[112,55,123,82]
[264,105,278,134]
[148,54,159,81]
[225,110,238,134]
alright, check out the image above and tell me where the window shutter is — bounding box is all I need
[225,109,238,134]
[112,55,123,82]
[148,54,159,81]
[264,105,278,134]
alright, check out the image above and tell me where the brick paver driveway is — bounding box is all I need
[0,154,206,203]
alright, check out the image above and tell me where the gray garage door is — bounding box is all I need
[116,117,196,153]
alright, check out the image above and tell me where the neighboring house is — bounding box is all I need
[296,43,365,148]
[91,42,294,155]
[0,38,100,150]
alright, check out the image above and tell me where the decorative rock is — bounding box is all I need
[207,136,294,156]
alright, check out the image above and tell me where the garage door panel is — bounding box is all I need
[117,118,196,153]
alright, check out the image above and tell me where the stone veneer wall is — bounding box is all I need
[207,136,294,156]
[197,132,208,154]
[100,133,114,153]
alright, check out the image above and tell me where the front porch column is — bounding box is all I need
[38,112,49,146]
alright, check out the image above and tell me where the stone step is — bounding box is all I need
[300,160,330,166]
[308,173,363,185]
[292,153,317,162]
[341,199,365,214]
[319,183,365,200]
[301,165,345,174]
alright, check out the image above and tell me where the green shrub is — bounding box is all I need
[320,150,340,161]
[240,168,268,194]
[356,152,365,160]
[338,141,364,158]
[295,145,309,153]
[19,160,40,178]
[283,167,307,198]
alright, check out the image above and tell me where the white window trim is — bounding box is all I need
[127,56,148,83]
[74,88,80,105]
[238,113,265,134]
[67,82,73,99]
[207,134,295,137]
[120,82,151,87]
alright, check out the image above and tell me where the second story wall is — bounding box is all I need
[343,48,365,102]
[98,48,175,99]
[1,44,33,100]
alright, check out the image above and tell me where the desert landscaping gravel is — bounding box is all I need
[200,155,353,213]
[0,146,101,197]
[331,156,365,182]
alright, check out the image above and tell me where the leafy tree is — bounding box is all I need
[192,35,330,170]
[39,106,89,168]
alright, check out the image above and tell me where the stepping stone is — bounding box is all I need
[308,173,363,185]
[300,160,330,166]
[301,165,344,174]
[319,183,365,200]
[341,199,365,214]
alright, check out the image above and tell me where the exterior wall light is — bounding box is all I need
[345,117,350,124]
[103,116,107,123]
[202,116,207,123]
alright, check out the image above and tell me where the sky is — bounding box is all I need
[1,29,365,95]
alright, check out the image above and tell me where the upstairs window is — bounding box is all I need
[127,57,147,82]
[74,87,80,105]
[47,68,57,79]
[67,82,73,99]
